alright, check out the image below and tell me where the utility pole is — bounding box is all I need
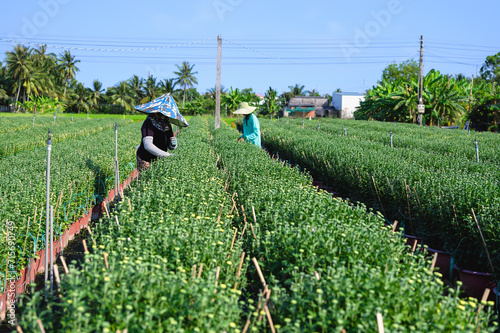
[417,35,425,126]
[215,35,222,129]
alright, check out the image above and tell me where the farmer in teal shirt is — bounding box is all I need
[233,102,261,148]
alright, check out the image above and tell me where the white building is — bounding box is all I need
[331,92,365,119]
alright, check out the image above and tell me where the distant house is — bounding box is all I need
[330,92,365,119]
[284,96,330,118]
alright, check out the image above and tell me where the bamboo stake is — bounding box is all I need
[391,220,398,232]
[192,264,197,278]
[234,252,246,290]
[412,187,422,209]
[82,239,89,263]
[60,256,69,274]
[411,239,418,255]
[403,180,414,235]
[16,324,23,333]
[475,288,491,324]
[216,204,224,225]
[35,207,44,252]
[252,257,267,289]
[376,313,385,333]
[53,264,63,299]
[257,288,272,323]
[114,215,121,229]
[214,266,220,287]
[86,226,96,247]
[240,221,248,240]
[252,206,257,223]
[36,319,46,333]
[249,223,257,240]
[197,263,203,278]
[103,200,110,219]
[430,252,438,271]
[471,208,495,272]
[127,198,132,212]
[22,217,31,256]
[371,176,386,217]
[103,252,109,269]
[314,271,320,281]
[264,302,276,333]
[228,228,238,258]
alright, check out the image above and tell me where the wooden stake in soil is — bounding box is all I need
[234,252,246,290]
[371,176,386,217]
[214,266,220,286]
[228,227,238,258]
[197,263,204,278]
[127,198,132,212]
[216,203,224,225]
[60,256,69,274]
[376,313,385,333]
[252,257,267,289]
[252,206,257,223]
[36,319,46,333]
[23,216,31,255]
[403,180,414,235]
[114,215,121,229]
[86,226,96,247]
[103,252,109,269]
[103,200,110,219]
[475,288,491,324]
[471,208,495,272]
[391,220,398,232]
[192,264,197,278]
[430,252,438,271]
[411,239,419,255]
[249,223,257,240]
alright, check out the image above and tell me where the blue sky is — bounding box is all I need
[1,0,499,96]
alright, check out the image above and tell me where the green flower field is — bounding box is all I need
[0,115,498,332]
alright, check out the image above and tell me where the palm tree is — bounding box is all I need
[5,44,32,110]
[128,75,144,104]
[159,78,177,94]
[70,82,91,113]
[91,80,104,112]
[174,61,198,108]
[288,84,308,97]
[58,50,80,97]
[140,75,160,104]
[109,81,135,112]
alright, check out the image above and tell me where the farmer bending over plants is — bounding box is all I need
[233,102,261,148]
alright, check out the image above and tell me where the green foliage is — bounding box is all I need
[0,117,137,281]
[357,70,469,125]
[480,52,500,84]
[380,59,419,83]
[261,118,500,275]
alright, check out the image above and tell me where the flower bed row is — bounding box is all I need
[259,118,500,276]
[0,120,140,289]
[298,118,500,167]
[210,119,497,332]
[0,115,131,159]
[16,117,247,332]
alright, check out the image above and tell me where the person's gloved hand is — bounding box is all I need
[170,137,177,147]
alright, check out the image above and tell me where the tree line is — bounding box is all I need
[355,57,500,131]
[0,44,330,117]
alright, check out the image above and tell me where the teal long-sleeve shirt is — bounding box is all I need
[240,113,261,148]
